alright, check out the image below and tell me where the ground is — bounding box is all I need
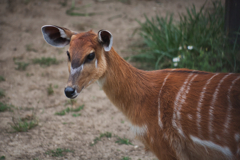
[0,0,219,159]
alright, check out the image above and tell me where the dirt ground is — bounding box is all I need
[0,0,221,159]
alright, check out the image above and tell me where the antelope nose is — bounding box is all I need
[64,87,76,98]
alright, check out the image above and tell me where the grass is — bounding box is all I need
[45,148,74,157]
[121,157,131,160]
[66,0,96,16]
[47,84,54,95]
[0,89,5,98]
[0,76,5,82]
[32,57,58,67]
[64,99,77,106]
[90,132,112,146]
[10,116,38,132]
[72,113,80,117]
[115,137,133,145]
[14,61,29,71]
[131,1,240,73]
[55,105,84,116]
[0,102,13,112]
[25,44,37,52]
[0,156,5,160]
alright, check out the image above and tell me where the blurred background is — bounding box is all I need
[0,0,238,159]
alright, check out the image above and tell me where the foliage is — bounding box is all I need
[66,0,96,16]
[45,148,74,157]
[14,61,29,71]
[32,57,58,67]
[0,76,5,82]
[0,89,5,98]
[0,156,5,160]
[10,116,38,132]
[0,102,13,112]
[47,84,54,95]
[115,137,133,145]
[121,157,131,160]
[132,1,240,73]
[55,105,84,116]
[90,132,112,146]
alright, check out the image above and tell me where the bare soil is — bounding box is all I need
[0,0,218,159]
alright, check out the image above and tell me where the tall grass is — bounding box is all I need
[132,1,240,73]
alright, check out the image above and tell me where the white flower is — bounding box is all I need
[173,57,180,62]
[187,46,193,50]
[178,46,182,50]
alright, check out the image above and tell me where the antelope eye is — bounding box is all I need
[85,52,95,62]
[66,51,70,61]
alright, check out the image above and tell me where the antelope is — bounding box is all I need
[41,25,240,160]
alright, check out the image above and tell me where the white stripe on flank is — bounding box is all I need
[209,74,231,137]
[71,64,84,75]
[197,73,219,137]
[172,72,194,137]
[177,74,198,120]
[223,76,240,134]
[158,70,174,129]
[190,135,233,158]
[235,133,240,142]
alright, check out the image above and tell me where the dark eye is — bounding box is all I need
[85,52,95,63]
[66,51,70,61]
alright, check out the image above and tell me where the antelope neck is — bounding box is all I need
[101,48,155,122]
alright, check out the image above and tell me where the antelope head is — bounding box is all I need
[41,25,113,99]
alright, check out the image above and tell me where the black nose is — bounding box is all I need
[64,87,76,98]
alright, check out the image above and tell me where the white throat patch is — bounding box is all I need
[130,124,148,137]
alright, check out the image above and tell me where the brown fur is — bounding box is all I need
[44,28,240,160]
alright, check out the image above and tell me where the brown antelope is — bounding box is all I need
[41,25,240,160]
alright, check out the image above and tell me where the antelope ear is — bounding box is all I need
[98,30,113,52]
[41,25,76,48]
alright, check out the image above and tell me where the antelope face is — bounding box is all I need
[41,25,113,99]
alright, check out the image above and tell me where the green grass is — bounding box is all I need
[132,1,240,73]
[0,76,5,82]
[14,61,29,71]
[45,148,74,157]
[71,105,84,112]
[90,132,112,146]
[32,57,58,67]
[72,113,81,117]
[0,102,13,112]
[47,84,54,95]
[0,156,5,160]
[121,157,131,160]
[55,105,84,116]
[115,137,132,145]
[10,117,38,132]
[0,89,5,98]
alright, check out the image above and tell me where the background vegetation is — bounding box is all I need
[131,1,240,73]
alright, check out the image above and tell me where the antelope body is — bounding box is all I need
[41,25,240,160]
